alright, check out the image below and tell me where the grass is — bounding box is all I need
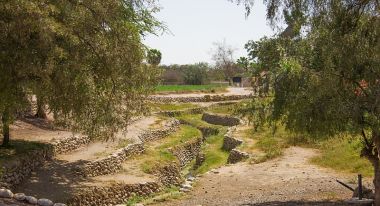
[311,135,373,177]
[240,124,373,177]
[207,103,237,115]
[238,125,293,162]
[140,125,202,173]
[155,84,227,94]
[126,186,183,205]
[195,127,229,174]
[177,114,221,129]
[149,103,198,112]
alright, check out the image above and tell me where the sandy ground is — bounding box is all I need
[151,87,252,98]
[154,147,362,206]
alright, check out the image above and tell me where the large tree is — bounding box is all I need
[234,0,380,203]
[211,40,241,84]
[0,0,163,146]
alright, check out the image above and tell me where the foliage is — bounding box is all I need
[183,62,210,85]
[0,0,164,144]
[147,48,162,66]
[159,63,213,85]
[235,0,380,200]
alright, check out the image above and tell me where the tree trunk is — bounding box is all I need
[372,131,380,205]
[35,97,47,119]
[374,164,380,205]
[1,110,10,147]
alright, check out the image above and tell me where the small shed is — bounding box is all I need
[232,76,242,87]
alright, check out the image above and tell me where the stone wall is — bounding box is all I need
[154,163,182,186]
[52,135,91,155]
[138,119,180,142]
[0,146,53,188]
[222,127,243,151]
[178,119,220,138]
[202,113,240,126]
[156,107,204,117]
[80,143,145,177]
[148,94,252,103]
[227,149,249,164]
[67,182,160,206]
[171,138,203,168]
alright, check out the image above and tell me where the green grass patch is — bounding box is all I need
[155,84,227,94]
[195,127,229,174]
[177,114,221,129]
[140,125,202,173]
[149,103,198,112]
[207,103,237,115]
[311,135,373,177]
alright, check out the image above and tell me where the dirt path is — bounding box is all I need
[155,147,357,206]
[151,87,252,98]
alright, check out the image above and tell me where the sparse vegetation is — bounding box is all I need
[126,186,183,205]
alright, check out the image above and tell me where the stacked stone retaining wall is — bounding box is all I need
[81,143,145,177]
[67,182,160,206]
[202,113,240,126]
[171,138,203,168]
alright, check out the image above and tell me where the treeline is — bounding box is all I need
[160,62,243,85]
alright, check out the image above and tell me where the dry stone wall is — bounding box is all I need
[52,135,91,155]
[171,137,203,168]
[222,127,243,151]
[157,107,204,117]
[81,143,144,177]
[154,163,182,186]
[67,182,160,206]
[148,94,252,103]
[202,113,240,126]
[138,119,180,142]
[227,149,249,164]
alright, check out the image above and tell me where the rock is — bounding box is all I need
[53,204,67,206]
[0,189,13,198]
[179,188,190,193]
[38,199,54,206]
[187,176,196,182]
[182,183,192,190]
[14,193,26,201]
[25,196,38,204]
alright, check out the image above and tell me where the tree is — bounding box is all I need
[147,49,162,66]
[211,40,240,84]
[0,0,163,146]
[235,0,380,202]
[183,63,210,85]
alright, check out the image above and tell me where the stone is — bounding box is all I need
[182,183,192,190]
[25,196,38,204]
[187,176,196,182]
[0,189,13,198]
[53,204,67,206]
[14,193,26,201]
[179,188,190,193]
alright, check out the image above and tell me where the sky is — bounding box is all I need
[143,0,275,65]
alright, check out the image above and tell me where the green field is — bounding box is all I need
[155,84,227,94]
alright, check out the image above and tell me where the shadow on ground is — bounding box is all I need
[13,159,92,203]
[242,201,352,206]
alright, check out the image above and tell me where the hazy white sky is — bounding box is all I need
[143,0,274,65]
